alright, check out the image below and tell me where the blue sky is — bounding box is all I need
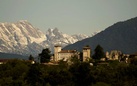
[0,0,137,35]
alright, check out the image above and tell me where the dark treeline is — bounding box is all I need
[0,59,137,86]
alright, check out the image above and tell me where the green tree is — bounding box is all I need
[29,55,34,61]
[69,62,94,86]
[0,59,29,86]
[92,45,105,60]
[39,48,51,63]
[58,59,68,70]
[27,64,42,86]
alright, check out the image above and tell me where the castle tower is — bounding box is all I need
[54,45,61,62]
[83,46,91,62]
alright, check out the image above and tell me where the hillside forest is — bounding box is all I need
[0,57,137,86]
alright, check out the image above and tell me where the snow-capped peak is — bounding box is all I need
[0,21,95,56]
[42,28,89,52]
[0,21,46,55]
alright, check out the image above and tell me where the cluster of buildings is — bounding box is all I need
[52,45,91,62]
[0,45,137,65]
[105,50,129,63]
[51,45,137,65]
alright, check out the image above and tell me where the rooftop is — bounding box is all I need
[59,50,77,53]
[83,46,91,49]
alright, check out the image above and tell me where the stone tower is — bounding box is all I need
[54,45,61,62]
[83,46,91,62]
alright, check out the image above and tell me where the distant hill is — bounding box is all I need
[0,52,28,59]
[64,17,137,54]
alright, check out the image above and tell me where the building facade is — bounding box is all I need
[83,46,91,62]
[54,45,61,61]
[54,45,79,62]
[54,45,91,62]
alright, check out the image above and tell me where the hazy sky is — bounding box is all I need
[0,0,137,35]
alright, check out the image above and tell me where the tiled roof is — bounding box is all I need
[54,45,61,47]
[59,50,77,53]
[83,46,91,49]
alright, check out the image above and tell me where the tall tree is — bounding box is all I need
[92,45,105,60]
[29,55,34,61]
[39,48,51,63]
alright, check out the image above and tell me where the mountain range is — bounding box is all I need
[0,21,90,55]
[64,17,137,54]
[1,16,136,56]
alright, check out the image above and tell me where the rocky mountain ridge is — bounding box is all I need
[0,21,92,55]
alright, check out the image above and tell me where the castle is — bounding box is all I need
[53,45,91,62]
[83,46,91,61]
